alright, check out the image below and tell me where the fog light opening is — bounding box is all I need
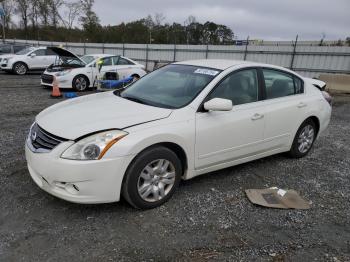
[65,183,80,195]
[72,184,80,192]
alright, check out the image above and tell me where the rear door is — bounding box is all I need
[195,68,266,169]
[99,56,115,74]
[260,68,307,150]
[115,57,136,79]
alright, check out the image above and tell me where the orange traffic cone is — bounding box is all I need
[51,76,62,98]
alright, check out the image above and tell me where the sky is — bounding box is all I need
[91,0,350,40]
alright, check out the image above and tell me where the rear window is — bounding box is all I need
[118,58,134,65]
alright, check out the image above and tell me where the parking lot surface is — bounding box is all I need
[0,71,349,261]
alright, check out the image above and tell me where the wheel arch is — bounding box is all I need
[289,114,321,150]
[127,142,188,177]
[131,73,140,79]
[307,115,320,135]
[12,61,29,71]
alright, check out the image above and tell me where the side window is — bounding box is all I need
[208,69,259,106]
[294,77,304,94]
[0,45,11,53]
[118,57,133,65]
[111,56,119,65]
[32,49,46,56]
[101,57,112,66]
[14,46,25,53]
[46,48,57,56]
[263,69,298,99]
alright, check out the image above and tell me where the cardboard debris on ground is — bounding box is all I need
[245,187,311,209]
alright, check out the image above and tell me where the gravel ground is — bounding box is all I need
[0,71,349,262]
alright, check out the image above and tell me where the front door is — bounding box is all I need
[28,49,46,69]
[195,68,266,169]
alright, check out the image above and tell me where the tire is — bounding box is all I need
[122,146,182,209]
[72,75,89,91]
[289,119,317,158]
[13,62,28,75]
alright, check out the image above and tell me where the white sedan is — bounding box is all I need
[1,46,57,75]
[41,47,146,91]
[25,60,332,209]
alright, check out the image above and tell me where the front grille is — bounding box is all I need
[30,123,67,152]
[41,74,54,84]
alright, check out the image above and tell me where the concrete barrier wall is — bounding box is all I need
[319,74,350,93]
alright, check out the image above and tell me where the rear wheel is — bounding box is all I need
[72,75,89,91]
[289,119,317,158]
[13,62,28,75]
[122,146,182,209]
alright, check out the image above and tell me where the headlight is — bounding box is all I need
[3,58,8,63]
[55,69,72,77]
[61,130,128,160]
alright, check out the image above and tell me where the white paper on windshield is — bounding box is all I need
[194,68,219,76]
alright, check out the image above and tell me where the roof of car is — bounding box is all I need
[87,54,113,58]
[174,59,300,76]
[174,59,250,70]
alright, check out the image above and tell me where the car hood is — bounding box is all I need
[48,47,86,65]
[36,91,172,140]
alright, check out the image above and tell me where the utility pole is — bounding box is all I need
[290,34,299,70]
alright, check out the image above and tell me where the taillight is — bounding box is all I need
[322,91,332,106]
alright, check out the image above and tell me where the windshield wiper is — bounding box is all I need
[122,95,150,106]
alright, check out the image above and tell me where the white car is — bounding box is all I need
[41,47,147,91]
[0,46,57,75]
[25,60,332,209]
[0,44,31,66]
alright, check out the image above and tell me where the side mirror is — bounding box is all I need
[204,98,233,112]
[30,53,36,58]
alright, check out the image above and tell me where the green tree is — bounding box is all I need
[79,0,101,41]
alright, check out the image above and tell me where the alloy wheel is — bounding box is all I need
[75,77,87,91]
[15,63,26,75]
[297,124,315,153]
[137,159,176,202]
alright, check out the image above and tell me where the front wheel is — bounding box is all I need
[122,146,182,209]
[72,75,89,91]
[13,62,28,75]
[289,119,317,158]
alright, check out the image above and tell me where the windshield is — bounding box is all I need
[54,56,85,67]
[81,55,95,65]
[119,64,221,109]
[16,47,35,55]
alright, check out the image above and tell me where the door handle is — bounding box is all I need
[297,102,307,108]
[251,113,264,121]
